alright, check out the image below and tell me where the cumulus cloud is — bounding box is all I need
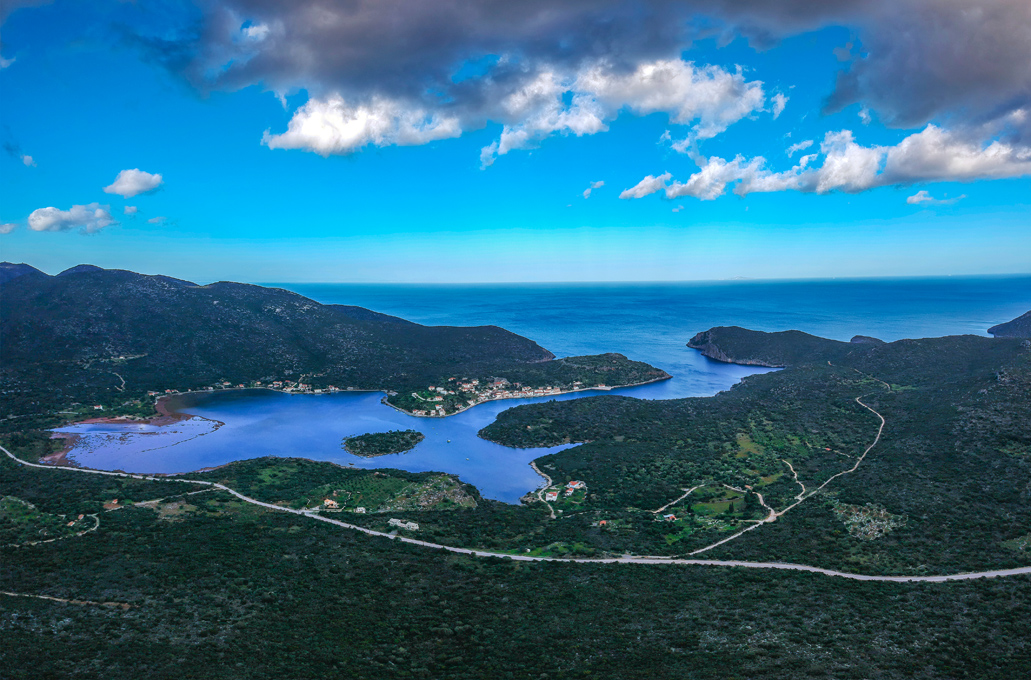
[619,172,672,199]
[103,169,164,198]
[667,155,766,200]
[120,0,1031,178]
[624,124,1031,201]
[147,216,167,224]
[21,154,34,166]
[0,222,16,234]
[479,59,766,165]
[583,180,605,199]
[263,95,462,156]
[906,190,965,206]
[771,93,788,119]
[124,205,138,215]
[27,203,116,234]
[786,139,813,157]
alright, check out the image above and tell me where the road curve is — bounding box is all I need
[4,444,1030,584]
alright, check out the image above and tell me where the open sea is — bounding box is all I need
[56,276,1031,501]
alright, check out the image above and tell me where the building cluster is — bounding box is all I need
[388,518,419,531]
[545,480,587,502]
[408,377,590,416]
[147,379,347,398]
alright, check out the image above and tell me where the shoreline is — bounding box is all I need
[33,374,668,494]
[383,373,673,418]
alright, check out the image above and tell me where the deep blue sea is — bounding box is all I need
[57,276,1031,501]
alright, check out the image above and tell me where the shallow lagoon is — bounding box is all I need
[56,357,767,503]
[54,277,1030,502]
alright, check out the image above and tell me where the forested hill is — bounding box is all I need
[989,310,1031,338]
[686,326,871,367]
[0,264,662,419]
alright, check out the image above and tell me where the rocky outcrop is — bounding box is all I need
[687,330,785,367]
[989,311,1031,338]
[687,326,862,368]
[850,335,885,344]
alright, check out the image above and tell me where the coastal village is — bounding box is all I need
[120,376,592,420]
[400,377,596,417]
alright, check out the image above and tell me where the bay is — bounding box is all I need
[55,276,1031,501]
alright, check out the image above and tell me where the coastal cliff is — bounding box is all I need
[989,310,1031,338]
[687,326,855,368]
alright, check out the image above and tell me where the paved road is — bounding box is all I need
[4,443,1030,583]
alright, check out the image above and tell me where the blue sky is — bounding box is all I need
[1,0,1028,283]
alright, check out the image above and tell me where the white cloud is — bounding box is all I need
[21,154,35,167]
[103,169,164,198]
[623,124,1031,203]
[260,56,766,165]
[583,180,604,199]
[579,60,765,139]
[786,140,813,157]
[666,156,766,201]
[147,216,166,224]
[859,107,872,125]
[0,56,14,69]
[242,23,270,41]
[0,222,17,234]
[264,95,462,156]
[810,130,885,193]
[906,190,965,205]
[771,93,788,119]
[124,206,138,215]
[619,172,672,199]
[882,125,1031,183]
[476,59,766,166]
[479,70,608,166]
[28,203,116,234]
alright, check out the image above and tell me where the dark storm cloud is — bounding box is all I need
[137,0,696,111]
[126,0,1030,139]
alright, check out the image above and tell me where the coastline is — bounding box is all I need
[383,373,673,419]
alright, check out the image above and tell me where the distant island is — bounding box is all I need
[343,430,425,457]
[989,310,1031,338]
[0,262,668,428]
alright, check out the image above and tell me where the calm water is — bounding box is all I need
[57,276,1031,501]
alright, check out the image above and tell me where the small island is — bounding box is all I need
[343,430,425,457]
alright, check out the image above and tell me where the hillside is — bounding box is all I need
[989,310,1031,338]
[480,328,1031,574]
[0,264,665,423]
[687,325,861,367]
[1,325,1030,679]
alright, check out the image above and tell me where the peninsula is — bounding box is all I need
[0,263,667,427]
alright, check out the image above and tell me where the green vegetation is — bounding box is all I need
[343,429,425,457]
[2,449,1031,679]
[480,330,1031,573]
[0,496,92,546]
[3,264,1031,679]
[188,457,477,513]
[0,266,666,431]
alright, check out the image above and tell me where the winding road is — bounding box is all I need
[4,438,1030,584]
